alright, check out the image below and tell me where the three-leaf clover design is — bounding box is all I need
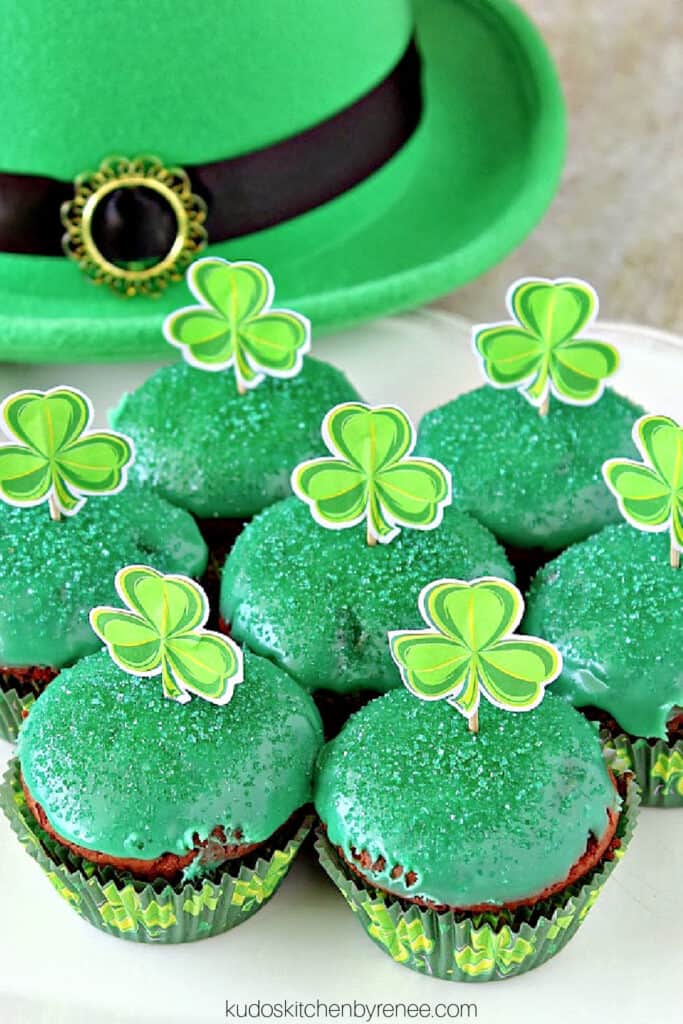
[291,403,452,545]
[163,257,310,391]
[90,565,243,705]
[603,413,683,568]
[473,277,619,413]
[0,386,134,519]
[388,577,562,728]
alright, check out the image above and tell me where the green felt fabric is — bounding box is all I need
[315,689,618,908]
[3,1,411,176]
[19,648,323,858]
[0,0,565,360]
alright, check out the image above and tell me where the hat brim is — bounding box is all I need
[0,0,565,363]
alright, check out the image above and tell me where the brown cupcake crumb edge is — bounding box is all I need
[0,665,58,702]
[322,771,625,915]
[21,772,305,884]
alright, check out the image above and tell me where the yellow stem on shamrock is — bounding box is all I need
[671,543,680,570]
[48,493,61,522]
[469,710,479,734]
[366,523,377,547]
[539,394,549,417]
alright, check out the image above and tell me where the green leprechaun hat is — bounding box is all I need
[0,0,564,363]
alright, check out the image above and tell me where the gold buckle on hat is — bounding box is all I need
[61,156,207,297]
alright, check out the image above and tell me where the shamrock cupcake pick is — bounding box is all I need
[603,413,683,569]
[90,565,242,705]
[2,568,323,942]
[162,257,311,394]
[112,258,359,586]
[291,402,452,546]
[389,576,561,732]
[417,276,643,578]
[473,277,619,416]
[0,386,133,521]
[0,387,208,742]
[313,571,637,980]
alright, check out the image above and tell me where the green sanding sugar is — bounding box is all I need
[110,356,360,518]
[315,689,618,908]
[0,483,207,669]
[525,524,683,739]
[220,497,514,695]
[19,648,323,860]
[416,386,643,550]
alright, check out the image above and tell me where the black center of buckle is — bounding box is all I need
[90,184,179,266]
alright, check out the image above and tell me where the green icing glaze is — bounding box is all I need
[524,525,683,739]
[220,497,514,695]
[416,386,643,551]
[315,690,618,908]
[18,648,322,860]
[110,356,360,519]
[0,484,207,670]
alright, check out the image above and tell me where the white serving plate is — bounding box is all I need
[0,311,681,1024]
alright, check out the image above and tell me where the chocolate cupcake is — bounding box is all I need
[416,276,643,584]
[524,525,683,806]
[220,498,513,731]
[110,258,361,599]
[221,400,512,734]
[314,574,638,980]
[0,383,207,739]
[7,644,322,942]
[417,386,642,584]
[314,689,636,981]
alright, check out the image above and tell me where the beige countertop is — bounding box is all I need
[437,1,683,332]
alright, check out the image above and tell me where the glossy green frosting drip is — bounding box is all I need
[110,357,360,518]
[19,648,323,859]
[524,525,683,739]
[220,497,513,695]
[315,690,618,908]
[416,386,643,551]
[0,484,207,669]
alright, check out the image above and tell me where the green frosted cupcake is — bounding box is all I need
[417,385,642,558]
[5,646,322,942]
[0,484,207,742]
[111,357,360,523]
[416,276,644,583]
[525,525,683,806]
[314,689,636,981]
[220,498,513,704]
[111,256,362,604]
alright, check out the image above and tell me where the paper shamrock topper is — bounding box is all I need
[0,386,134,521]
[90,566,243,706]
[389,577,562,732]
[473,277,619,415]
[291,402,452,545]
[603,413,683,569]
[163,257,310,393]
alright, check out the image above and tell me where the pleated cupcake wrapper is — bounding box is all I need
[1,759,312,944]
[314,773,639,983]
[601,728,683,808]
[0,687,34,744]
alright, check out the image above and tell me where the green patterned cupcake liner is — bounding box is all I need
[0,687,34,744]
[1,759,312,943]
[601,728,683,808]
[314,773,639,983]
